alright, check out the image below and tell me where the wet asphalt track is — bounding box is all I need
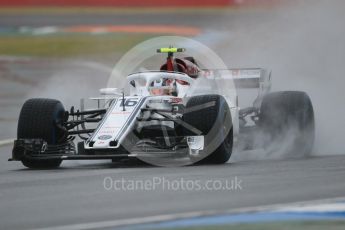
[1,1,345,229]
[1,144,345,229]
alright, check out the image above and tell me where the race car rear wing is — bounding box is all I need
[230,68,271,89]
[202,68,272,108]
[203,68,271,89]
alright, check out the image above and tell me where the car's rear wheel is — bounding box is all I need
[259,91,315,157]
[183,95,233,164]
[17,98,66,169]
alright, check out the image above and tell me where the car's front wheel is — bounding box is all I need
[17,98,66,169]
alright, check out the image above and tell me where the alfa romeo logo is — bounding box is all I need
[98,135,112,140]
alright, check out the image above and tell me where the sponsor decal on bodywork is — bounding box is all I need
[88,97,144,148]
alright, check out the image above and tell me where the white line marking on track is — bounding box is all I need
[34,196,345,230]
[35,212,206,230]
[276,203,345,213]
[0,138,14,147]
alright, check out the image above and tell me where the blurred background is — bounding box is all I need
[1,1,345,230]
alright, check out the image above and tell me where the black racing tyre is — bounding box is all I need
[17,98,66,169]
[183,95,233,164]
[259,91,315,157]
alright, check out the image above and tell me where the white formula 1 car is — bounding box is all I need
[11,48,314,168]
